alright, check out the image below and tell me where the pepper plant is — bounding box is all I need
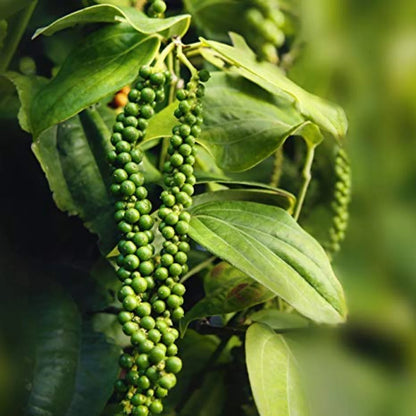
[1,1,350,415]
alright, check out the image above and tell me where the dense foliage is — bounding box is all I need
[9,1,410,416]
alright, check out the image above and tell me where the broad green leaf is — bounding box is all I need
[200,72,307,171]
[141,154,162,184]
[5,71,47,132]
[27,291,81,416]
[181,371,226,416]
[246,323,309,416]
[196,177,296,195]
[181,262,274,333]
[144,100,177,142]
[32,106,160,253]
[30,24,160,137]
[27,289,120,416]
[184,0,248,42]
[33,4,190,39]
[201,34,348,139]
[250,309,309,331]
[193,189,295,212]
[64,327,120,416]
[195,177,296,211]
[32,107,117,253]
[188,201,347,324]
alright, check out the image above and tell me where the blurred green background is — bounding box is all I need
[1,0,415,415]
[290,0,416,415]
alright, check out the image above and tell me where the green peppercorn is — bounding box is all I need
[131,148,144,163]
[152,299,166,314]
[125,208,141,224]
[172,307,184,321]
[123,295,139,311]
[133,406,149,416]
[131,276,148,293]
[136,302,152,317]
[119,353,134,369]
[159,374,176,390]
[123,321,139,335]
[118,311,133,324]
[133,232,149,247]
[118,285,135,301]
[141,316,156,330]
[131,331,147,346]
[165,356,182,374]
[166,343,178,356]
[157,285,171,299]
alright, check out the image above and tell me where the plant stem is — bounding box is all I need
[270,147,283,187]
[293,144,315,221]
[158,51,177,171]
[0,0,38,73]
[180,256,216,283]
[177,43,197,76]
[183,41,203,50]
[153,41,175,71]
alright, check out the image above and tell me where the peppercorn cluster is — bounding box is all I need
[244,0,286,63]
[325,146,351,259]
[109,66,209,416]
[145,0,167,18]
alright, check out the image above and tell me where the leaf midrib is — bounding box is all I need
[193,205,342,311]
[31,33,158,133]
[192,214,324,314]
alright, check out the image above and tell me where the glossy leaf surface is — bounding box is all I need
[193,188,295,212]
[30,24,160,137]
[33,4,190,39]
[202,35,348,139]
[188,201,347,324]
[27,289,120,416]
[32,107,117,253]
[246,323,309,416]
[201,72,305,171]
[250,309,309,331]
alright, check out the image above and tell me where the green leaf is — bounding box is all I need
[33,4,190,39]
[246,323,309,416]
[184,0,248,42]
[193,188,295,213]
[27,290,81,416]
[32,106,159,253]
[64,326,120,416]
[193,176,296,213]
[200,72,306,171]
[141,154,162,184]
[144,100,177,142]
[27,289,120,416]
[5,71,47,132]
[188,201,347,324]
[181,262,274,333]
[195,177,297,210]
[31,107,117,253]
[201,34,348,139]
[250,309,309,330]
[29,24,160,137]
